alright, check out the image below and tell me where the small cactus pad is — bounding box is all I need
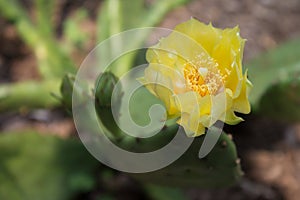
[258,76,300,122]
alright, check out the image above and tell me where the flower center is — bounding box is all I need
[183,58,226,97]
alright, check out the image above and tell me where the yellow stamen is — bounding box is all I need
[183,59,226,97]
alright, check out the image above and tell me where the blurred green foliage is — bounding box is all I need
[0,0,76,79]
[97,0,193,42]
[0,132,99,200]
[63,9,89,50]
[247,39,300,106]
[246,38,300,121]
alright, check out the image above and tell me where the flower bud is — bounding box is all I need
[94,72,121,107]
[60,73,75,110]
[94,72,123,140]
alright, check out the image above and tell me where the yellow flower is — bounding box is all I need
[140,18,252,137]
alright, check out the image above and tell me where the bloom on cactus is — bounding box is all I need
[140,18,252,137]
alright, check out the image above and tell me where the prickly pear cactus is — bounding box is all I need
[92,72,243,188]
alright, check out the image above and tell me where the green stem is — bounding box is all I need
[35,0,55,38]
[0,80,61,112]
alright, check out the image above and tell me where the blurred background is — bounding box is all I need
[0,0,300,200]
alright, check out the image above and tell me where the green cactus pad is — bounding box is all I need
[246,38,300,109]
[129,131,242,188]
[258,75,300,122]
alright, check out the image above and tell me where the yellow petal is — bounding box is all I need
[225,61,243,98]
[174,91,211,115]
[149,27,214,73]
[211,26,245,74]
[145,63,187,94]
[223,110,244,125]
[143,64,183,116]
[174,18,222,55]
[199,88,233,127]
[232,71,252,114]
[177,113,206,137]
